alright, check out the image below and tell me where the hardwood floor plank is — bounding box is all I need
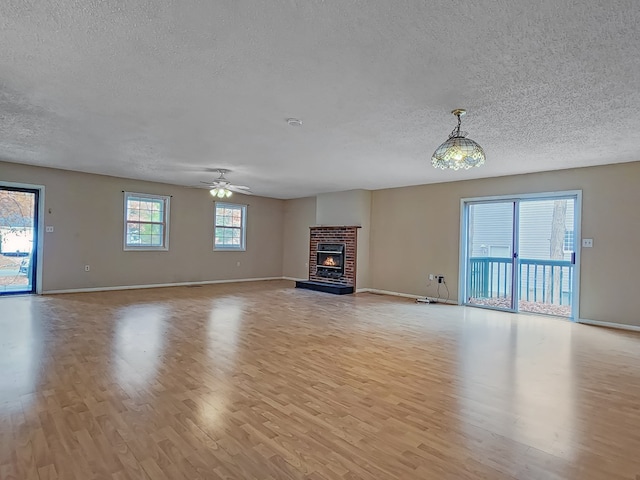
[0,280,639,479]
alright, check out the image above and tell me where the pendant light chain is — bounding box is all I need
[452,113,462,138]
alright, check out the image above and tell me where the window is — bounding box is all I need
[214,203,246,250]
[564,230,574,252]
[124,192,170,250]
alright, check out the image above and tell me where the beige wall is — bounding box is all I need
[316,190,372,289]
[316,190,369,227]
[0,161,284,291]
[282,190,373,288]
[282,196,316,279]
[4,159,640,327]
[371,162,640,327]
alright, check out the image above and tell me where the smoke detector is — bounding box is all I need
[286,118,303,127]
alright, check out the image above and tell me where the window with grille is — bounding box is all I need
[124,192,170,250]
[214,203,246,250]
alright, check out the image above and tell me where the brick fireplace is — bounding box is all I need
[307,225,359,289]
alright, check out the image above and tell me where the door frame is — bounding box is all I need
[0,181,45,294]
[459,190,582,320]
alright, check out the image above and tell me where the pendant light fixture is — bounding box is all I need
[431,109,485,170]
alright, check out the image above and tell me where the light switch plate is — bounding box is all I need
[582,238,593,248]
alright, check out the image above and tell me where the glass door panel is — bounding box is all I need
[518,198,575,317]
[466,202,515,311]
[0,188,38,295]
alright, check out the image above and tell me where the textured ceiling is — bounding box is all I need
[1,1,640,198]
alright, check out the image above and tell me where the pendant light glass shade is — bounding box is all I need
[431,109,485,170]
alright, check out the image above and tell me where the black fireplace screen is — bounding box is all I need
[316,243,345,276]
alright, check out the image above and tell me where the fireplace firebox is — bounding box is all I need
[316,243,345,278]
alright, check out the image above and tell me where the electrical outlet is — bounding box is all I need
[84,265,90,272]
[582,238,593,248]
[429,274,434,281]
[45,226,54,233]
[236,261,241,267]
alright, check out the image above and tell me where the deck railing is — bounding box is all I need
[469,257,573,306]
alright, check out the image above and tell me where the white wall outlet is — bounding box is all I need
[236,261,241,267]
[582,238,593,248]
[84,265,90,272]
[45,226,54,233]
[429,274,434,281]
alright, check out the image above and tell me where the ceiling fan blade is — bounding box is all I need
[228,185,253,195]
[230,184,250,190]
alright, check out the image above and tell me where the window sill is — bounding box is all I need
[213,247,246,252]
[124,247,169,252]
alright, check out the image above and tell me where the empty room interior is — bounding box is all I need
[1,2,639,479]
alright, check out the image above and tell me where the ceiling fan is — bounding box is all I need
[200,169,252,198]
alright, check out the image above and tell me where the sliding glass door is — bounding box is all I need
[462,192,579,319]
[0,187,39,295]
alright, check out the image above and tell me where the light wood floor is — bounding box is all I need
[1,280,639,479]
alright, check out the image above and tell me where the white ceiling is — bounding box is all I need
[1,1,639,198]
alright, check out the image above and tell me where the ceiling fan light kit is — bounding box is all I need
[201,169,252,198]
[210,187,233,198]
[431,109,486,171]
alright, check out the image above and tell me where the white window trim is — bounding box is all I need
[123,192,170,251]
[214,202,247,251]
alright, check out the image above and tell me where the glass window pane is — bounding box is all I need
[127,209,140,221]
[125,194,169,249]
[126,223,140,244]
[214,205,244,249]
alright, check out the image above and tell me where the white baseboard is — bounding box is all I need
[282,276,306,282]
[43,277,284,295]
[364,288,458,305]
[578,318,640,333]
